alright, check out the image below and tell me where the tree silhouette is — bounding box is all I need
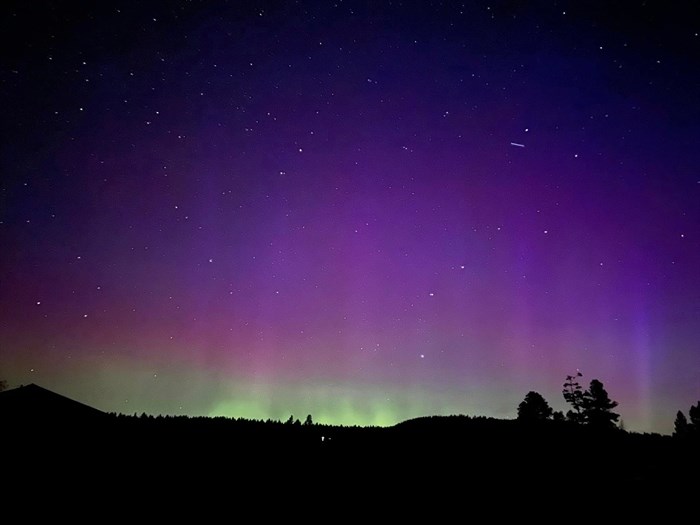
[563,372,585,424]
[674,411,690,438]
[517,391,553,422]
[583,379,619,429]
[689,402,700,429]
[303,414,313,426]
[0,379,7,392]
[675,401,700,438]
[285,415,295,425]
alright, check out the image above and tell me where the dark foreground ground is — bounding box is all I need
[2,385,698,507]
[4,412,698,487]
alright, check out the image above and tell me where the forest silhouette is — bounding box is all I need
[1,375,698,490]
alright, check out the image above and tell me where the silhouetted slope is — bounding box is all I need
[0,383,105,421]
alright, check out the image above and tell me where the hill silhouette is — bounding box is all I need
[0,383,106,422]
[1,383,697,494]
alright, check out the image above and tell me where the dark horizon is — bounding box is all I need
[3,381,699,493]
[2,380,695,439]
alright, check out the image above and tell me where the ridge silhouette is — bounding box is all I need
[2,382,698,492]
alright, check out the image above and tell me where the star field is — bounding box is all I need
[1,1,699,433]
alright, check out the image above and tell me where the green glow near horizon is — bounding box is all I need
[3,351,596,428]
[206,381,503,426]
[4,352,508,425]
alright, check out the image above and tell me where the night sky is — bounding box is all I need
[1,1,699,434]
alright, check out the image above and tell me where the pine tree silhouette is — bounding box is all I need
[674,411,690,437]
[563,372,585,424]
[517,391,553,422]
[583,379,619,429]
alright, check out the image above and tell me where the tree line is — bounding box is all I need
[517,372,619,429]
[674,402,700,439]
[2,374,699,437]
[517,372,700,437]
